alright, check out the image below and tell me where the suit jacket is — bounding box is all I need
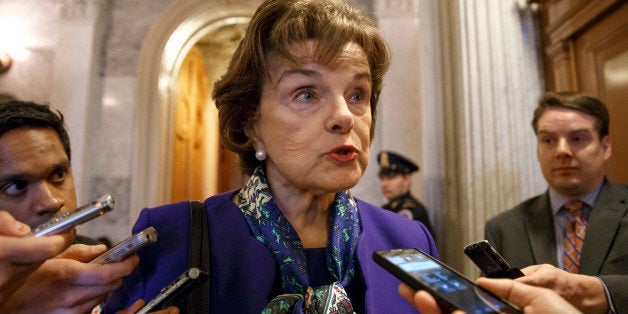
[485,180,628,312]
[102,190,438,313]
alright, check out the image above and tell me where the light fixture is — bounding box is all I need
[0,53,12,73]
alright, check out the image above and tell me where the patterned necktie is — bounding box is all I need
[562,200,587,273]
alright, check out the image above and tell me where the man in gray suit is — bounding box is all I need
[485,91,627,313]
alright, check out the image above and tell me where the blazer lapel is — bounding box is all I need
[525,193,558,265]
[580,182,628,275]
[354,202,437,313]
[355,207,401,313]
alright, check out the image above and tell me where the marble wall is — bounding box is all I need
[0,0,178,241]
[88,0,177,240]
[434,0,546,274]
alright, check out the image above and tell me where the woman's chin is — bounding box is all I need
[325,176,361,192]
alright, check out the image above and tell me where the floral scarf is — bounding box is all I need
[238,166,361,313]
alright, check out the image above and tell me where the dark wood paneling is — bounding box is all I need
[538,0,628,183]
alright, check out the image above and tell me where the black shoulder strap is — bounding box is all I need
[188,200,210,313]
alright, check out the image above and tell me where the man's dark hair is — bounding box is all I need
[532,91,610,139]
[0,100,71,160]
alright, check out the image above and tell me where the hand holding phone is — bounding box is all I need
[373,248,522,314]
[31,194,115,237]
[90,227,157,264]
[137,267,209,314]
[463,240,524,279]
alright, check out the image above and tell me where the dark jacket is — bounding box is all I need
[383,192,434,236]
[485,181,628,313]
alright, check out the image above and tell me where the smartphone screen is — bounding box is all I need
[373,248,522,314]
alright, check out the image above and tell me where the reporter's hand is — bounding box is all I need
[114,299,179,314]
[398,278,582,314]
[518,264,608,314]
[398,283,464,314]
[0,211,73,306]
[1,244,139,314]
[477,277,580,313]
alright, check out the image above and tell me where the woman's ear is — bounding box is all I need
[244,124,259,145]
[246,125,267,161]
[244,124,253,139]
[245,124,264,149]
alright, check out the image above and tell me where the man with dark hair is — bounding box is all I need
[0,100,100,244]
[485,91,627,313]
[378,150,434,235]
[0,100,138,312]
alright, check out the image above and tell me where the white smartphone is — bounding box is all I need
[90,227,158,264]
[373,248,522,314]
[31,194,115,237]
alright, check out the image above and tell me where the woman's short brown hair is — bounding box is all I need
[212,0,390,175]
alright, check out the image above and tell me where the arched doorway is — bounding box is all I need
[131,0,261,220]
[171,23,249,202]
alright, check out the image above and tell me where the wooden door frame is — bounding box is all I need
[537,0,624,91]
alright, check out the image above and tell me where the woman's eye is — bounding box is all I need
[296,90,316,101]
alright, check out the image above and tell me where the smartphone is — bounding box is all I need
[464,240,524,279]
[31,194,115,237]
[373,248,522,314]
[90,227,158,264]
[137,267,209,314]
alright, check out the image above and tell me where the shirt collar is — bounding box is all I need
[549,180,604,216]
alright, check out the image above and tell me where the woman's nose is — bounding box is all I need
[326,97,354,133]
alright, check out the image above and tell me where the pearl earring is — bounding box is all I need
[255,150,267,161]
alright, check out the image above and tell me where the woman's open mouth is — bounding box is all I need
[328,145,358,162]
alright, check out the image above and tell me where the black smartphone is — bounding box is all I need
[31,194,115,237]
[90,227,158,264]
[464,240,524,279]
[137,267,209,314]
[373,248,522,314]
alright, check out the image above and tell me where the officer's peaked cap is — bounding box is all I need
[377,151,419,176]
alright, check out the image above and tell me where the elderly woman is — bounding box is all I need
[103,0,436,313]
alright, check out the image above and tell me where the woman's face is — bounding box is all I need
[253,41,373,195]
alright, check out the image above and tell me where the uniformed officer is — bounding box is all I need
[377,151,434,236]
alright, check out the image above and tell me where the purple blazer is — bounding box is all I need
[102,191,437,313]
